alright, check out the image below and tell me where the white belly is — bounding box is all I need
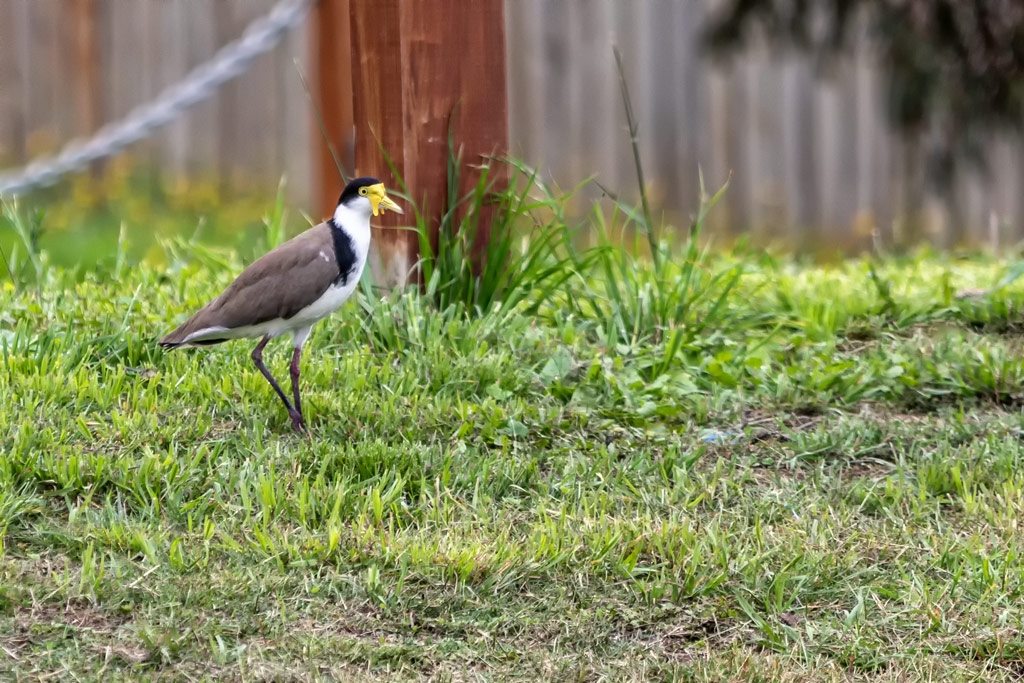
[290,269,362,326]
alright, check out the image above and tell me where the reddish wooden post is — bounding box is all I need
[349,0,509,287]
[312,0,355,220]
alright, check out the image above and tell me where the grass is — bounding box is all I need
[5,167,1024,681]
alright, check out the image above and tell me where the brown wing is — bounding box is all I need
[159,223,339,347]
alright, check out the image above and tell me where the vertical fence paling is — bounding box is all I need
[0,1,23,163]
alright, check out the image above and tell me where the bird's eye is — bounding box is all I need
[359,188,367,196]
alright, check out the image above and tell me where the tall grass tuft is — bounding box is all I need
[356,155,591,354]
[1,199,48,292]
[570,172,739,371]
[382,124,584,320]
[560,48,743,378]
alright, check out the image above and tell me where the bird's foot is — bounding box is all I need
[289,410,307,433]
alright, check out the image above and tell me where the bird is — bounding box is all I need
[158,177,402,432]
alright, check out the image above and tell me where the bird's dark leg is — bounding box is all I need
[289,346,306,431]
[250,335,305,432]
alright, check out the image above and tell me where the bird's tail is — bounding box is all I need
[158,306,222,349]
[158,322,191,349]
[158,325,228,350]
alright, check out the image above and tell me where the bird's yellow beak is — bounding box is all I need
[367,183,403,216]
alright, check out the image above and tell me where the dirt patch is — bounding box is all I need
[14,598,129,636]
[839,459,897,482]
[1,598,143,673]
[90,642,151,665]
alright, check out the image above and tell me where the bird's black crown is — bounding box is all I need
[337,177,383,206]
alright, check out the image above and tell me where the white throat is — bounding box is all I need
[332,200,373,262]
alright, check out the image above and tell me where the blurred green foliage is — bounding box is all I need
[0,156,311,277]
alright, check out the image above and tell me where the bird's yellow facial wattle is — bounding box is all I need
[365,183,403,217]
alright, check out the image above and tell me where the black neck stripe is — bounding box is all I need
[329,218,358,286]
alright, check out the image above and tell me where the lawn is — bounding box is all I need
[4,176,1024,681]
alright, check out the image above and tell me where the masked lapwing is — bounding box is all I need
[158,177,402,432]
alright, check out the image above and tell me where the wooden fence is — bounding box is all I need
[1,0,1022,251]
